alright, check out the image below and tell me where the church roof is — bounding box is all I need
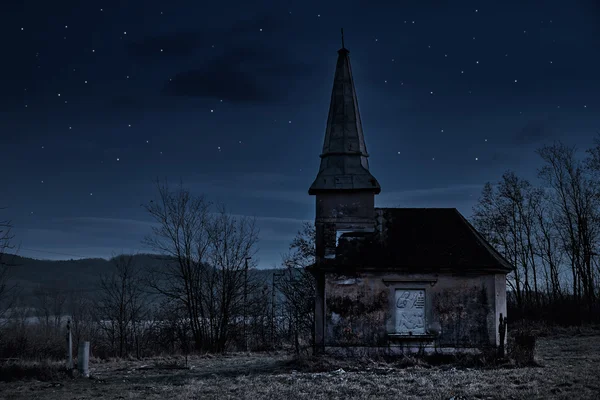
[327,208,514,273]
[309,38,380,194]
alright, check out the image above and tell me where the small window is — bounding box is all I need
[395,289,426,335]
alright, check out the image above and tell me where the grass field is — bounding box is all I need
[1,334,599,400]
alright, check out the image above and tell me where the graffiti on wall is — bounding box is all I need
[395,289,426,335]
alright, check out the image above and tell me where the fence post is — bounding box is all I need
[78,341,90,378]
[66,319,73,370]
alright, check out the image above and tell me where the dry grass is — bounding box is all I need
[1,335,599,400]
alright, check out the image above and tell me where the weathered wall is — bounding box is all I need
[314,192,376,261]
[323,272,502,349]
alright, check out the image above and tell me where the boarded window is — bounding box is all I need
[395,289,426,335]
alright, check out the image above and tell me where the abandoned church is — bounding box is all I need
[308,38,513,354]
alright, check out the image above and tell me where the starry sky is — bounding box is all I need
[2,0,599,267]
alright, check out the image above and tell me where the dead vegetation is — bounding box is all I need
[0,334,598,399]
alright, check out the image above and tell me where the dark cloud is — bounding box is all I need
[127,31,205,60]
[514,120,555,145]
[162,46,314,103]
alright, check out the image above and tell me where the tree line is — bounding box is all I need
[0,181,315,358]
[1,137,599,359]
[472,138,600,325]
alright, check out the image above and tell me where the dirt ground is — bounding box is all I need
[1,335,599,400]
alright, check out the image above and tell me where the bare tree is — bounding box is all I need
[533,189,565,302]
[203,206,259,352]
[97,254,147,357]
[472,172,544,308]
[34,287,67,332]
[69,293,98,356]
[473,178,522,306]
[0,212,18,325]
[279,222,316,354]
[537,141,600,317]
[142,180,259,352]
[143,180,213,351]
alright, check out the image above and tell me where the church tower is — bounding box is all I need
[309,32,381,263]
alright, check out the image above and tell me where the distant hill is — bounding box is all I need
[3,253,283,302]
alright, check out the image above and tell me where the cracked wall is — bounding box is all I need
[323,272,500,349]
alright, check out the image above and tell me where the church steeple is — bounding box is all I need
[309,31,381,195]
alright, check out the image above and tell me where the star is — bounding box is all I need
[116,158,120,161]
[90,193,93,196]
[475,157,479,161]
[210,109,214,113]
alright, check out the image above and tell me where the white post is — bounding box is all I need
[78,341,90,378]
[66,319,73,370]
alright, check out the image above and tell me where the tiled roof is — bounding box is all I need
[328,207,513,273]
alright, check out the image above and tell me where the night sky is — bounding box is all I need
[2,0,599,267]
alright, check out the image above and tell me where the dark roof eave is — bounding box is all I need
[313,261,512,274]
[308,187,382,195]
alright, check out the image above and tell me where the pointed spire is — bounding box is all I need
[309,35,380,194]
